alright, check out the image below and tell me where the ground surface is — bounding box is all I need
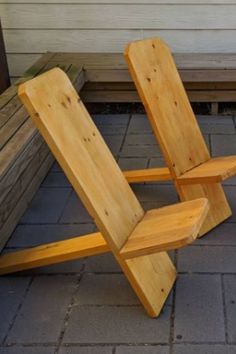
[1,114,236,354]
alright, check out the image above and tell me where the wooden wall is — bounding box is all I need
[1,0,236,79]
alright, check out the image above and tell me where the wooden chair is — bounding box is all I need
[0,68,209,317]
[125,38,236,236]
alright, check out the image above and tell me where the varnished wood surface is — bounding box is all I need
[178,156,236,184]
[121,198,209,259]
[125,38,210,177]
[0,232,109,275]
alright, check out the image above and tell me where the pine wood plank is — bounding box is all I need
[121,198,209,259]
[0,233,109,275]
[124,167,171,183]
[177,156,236,184]
[125,38,210,177]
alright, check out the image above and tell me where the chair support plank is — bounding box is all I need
[177,156,236,185]
[124,167,171,183]
[120,198,209,259]
[0,232,109,275]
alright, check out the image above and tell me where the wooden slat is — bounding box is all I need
[0,106,28,150]
[0,233,109,275]
[82,89,236,103]
[0,119,36,180]
[2,1,236,4]
[2,4,236,30]
[0,152,54,250]
[0,52,55,111]
[121,199,209,259]
[85,68,236,83]
[177,156,236,184]
[124,167,171,183]
[0,138,47,229]
[0,20,10,94]
[125,38,211,177]
[6,29,236,54]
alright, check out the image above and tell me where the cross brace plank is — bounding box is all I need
[0,232,109,275]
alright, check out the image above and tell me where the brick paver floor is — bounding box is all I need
[1,114,236,354]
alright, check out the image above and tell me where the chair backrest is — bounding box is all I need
[125,38,210,177]
[18,68,144,252]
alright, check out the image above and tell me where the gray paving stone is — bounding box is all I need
[141,201,174,212]
[75,274,138,305]
[26,258,85,275]
[223,176,236,186]
[132,185,178,203]
[42,172,71,188]
[178,246,236,273]
[83,262,173,305]
[118,157,148,170]
[149,157,167,168]
[0,277,30,343]
[174,274,225,343]
[63,306,171,344]
[127,114,152,134]
[195,223,236,245]
[7,276,77,344]
[224,186,236,222]
[51,161,62,172]
[211,135,236,156]
[120,145,161,158]
[99,125,127,136]
[103,135,123,156]
[115,346,169,354]
[60,192,92,223]
[84,253,121,273]
[124,133,157,146]
[197,115,235,135]
[20,188,71,224]
[223,275,236,343]
[173,344,236,354]
[7,224,94,248]
[92,114,129,126]
[59,347,113,354]
[0,347,55,354]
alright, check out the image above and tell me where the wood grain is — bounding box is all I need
[121,199,209,258]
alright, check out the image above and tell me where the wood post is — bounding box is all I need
[0,19,10,94]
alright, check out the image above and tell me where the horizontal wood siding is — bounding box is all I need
[1,1,236,78]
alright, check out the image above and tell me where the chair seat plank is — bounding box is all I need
[121,198,209,259]
[177,156,236,184]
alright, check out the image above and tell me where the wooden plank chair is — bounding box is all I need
[0,68,209,317]
[125,38,236,236]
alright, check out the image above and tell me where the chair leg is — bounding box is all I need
[177,182,232,236]
[117,252,176,317]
